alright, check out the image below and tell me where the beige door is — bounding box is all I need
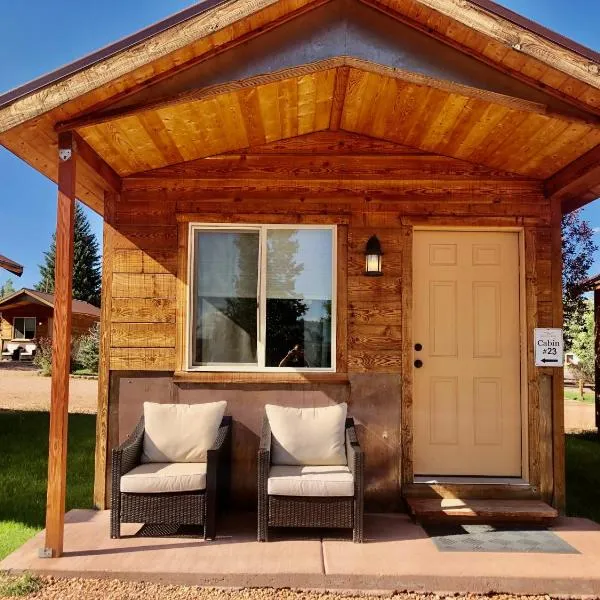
[413,230,522,476]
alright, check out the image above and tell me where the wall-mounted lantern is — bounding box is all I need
[364,235,383,277]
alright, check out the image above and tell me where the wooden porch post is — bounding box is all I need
[595,287,600,433]
[551,197,565,512]
[43,131,76,558]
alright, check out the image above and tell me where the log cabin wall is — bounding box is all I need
[103,131,554,510]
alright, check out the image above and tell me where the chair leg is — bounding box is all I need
[353,496,364,543]
[205,492,217,541]
[110,509,120,539]
[204,512,216,541]
[257,494,268,542]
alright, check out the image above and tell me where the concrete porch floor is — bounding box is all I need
[3,510,600,596]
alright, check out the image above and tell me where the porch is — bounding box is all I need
[3,510,600,596]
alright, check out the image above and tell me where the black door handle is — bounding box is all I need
[414,359,423,368]
[414,343,423,351]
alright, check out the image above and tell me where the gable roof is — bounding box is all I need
[0,0,597,118]
[0,288,101,317]
[0,255,24,276]
[0,0,598,215]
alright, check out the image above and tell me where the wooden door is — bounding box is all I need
[413,230,522,476]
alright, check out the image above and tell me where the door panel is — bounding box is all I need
[413,230,522,477]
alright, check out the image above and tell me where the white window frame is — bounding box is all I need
[187,223,337,373]
[13,316,36,341]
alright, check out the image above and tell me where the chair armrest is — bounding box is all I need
[207,416,232,461]
[112,417,144,477]
[258,416,271,489]
[258,415,272,457]
[345,418,364,480]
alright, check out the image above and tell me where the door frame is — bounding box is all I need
[400,224,529,486]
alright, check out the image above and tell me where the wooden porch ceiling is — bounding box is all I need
[0,0,598,214]
[70,58,600,180]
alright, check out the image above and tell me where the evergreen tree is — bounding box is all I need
[0,278,15,299]
[36,202,101,306]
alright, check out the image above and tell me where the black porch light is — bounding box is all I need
[364,235,383,276]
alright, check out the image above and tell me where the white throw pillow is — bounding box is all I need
[265,403,348,466]
[141,401,226,463]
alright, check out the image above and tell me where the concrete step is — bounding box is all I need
[406,497,558,525]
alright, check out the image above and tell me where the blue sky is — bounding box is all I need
[0,0,599,290]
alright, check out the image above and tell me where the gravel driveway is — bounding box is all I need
[0,364,97,414]
[0,576,565,600]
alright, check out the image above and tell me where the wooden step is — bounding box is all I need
[406,498,559,525]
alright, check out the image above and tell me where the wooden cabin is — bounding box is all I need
[0,0,599,557]
[0,288,100,360]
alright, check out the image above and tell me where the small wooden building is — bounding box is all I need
[0,288,100,359]
[0,0,599,557]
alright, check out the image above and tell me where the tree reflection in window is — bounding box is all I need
[266,229,332,369]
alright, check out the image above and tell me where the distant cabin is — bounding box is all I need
[0,288,100,360]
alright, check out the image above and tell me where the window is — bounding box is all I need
[13,317,36,340]
[189,225,336,371]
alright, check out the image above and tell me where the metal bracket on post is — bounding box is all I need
[38,547,53,559]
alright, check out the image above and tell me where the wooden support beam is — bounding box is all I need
[550,197,566,512]
[0,254,24,276]
[73,132,122,193]
[93,191,117,509]
[43,131,76,558]
[545,144,600,214]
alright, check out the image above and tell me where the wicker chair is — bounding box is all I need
[111,415,231,540]
[258,415,364,543]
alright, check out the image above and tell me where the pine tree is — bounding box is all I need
[0,278,16,299]
[36,202,101,306]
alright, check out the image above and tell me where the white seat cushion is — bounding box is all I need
[141,401,226,463]
[268,465,354,497]
[120,463,207,494]
[265,403,348,466]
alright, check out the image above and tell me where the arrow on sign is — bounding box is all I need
[540,358,559,363]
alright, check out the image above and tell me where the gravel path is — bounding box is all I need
[0,366,97,414]
[0,576,566,600]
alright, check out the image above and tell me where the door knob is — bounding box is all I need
[414,343,423,351]
[414,359,423,368]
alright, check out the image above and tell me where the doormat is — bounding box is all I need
[423,524,579,554]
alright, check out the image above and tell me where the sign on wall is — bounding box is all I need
[534,328,564,367]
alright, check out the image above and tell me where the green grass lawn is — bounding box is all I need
[565,431,600,523]
[564,387,595,404]
[0,411,95,560]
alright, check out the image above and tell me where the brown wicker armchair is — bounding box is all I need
[111,415,231,540]
[258,415,364,543]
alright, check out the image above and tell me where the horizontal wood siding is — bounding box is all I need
[110,134,550,380]
[109,202,177,370]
